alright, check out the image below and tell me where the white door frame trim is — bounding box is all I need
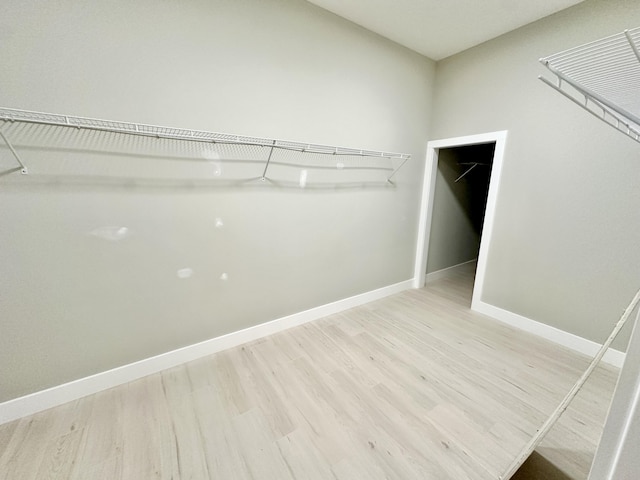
[413,130,508,311]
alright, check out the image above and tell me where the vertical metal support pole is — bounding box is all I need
[261,141,276,181]
[0,127,28,174]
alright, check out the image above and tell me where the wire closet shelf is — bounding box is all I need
[539,26,640,145]
[0,107,411,181]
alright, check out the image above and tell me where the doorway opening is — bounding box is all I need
[425,142,494,284]
[413,131,507,310]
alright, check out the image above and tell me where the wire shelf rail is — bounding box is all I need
[539,26,640,145]
[0,106,411,181]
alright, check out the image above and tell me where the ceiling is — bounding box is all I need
[306,0,586,60]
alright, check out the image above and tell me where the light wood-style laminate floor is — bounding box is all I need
[0,265,619,479]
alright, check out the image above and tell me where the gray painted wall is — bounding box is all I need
[430,0,640,351]
[0,0,435,402]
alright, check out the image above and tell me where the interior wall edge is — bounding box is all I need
[473,300,626,368]
[0,278,413,426]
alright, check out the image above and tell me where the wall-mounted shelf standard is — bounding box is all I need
[0,107,411,182]
[539,26,640,145]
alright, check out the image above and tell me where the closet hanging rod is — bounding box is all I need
[0,107,411,161]
[454,163,478,183]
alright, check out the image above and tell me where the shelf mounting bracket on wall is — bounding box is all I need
[387,156,410,183]
[0,124,28,174]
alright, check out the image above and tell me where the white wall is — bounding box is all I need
[430,0,640,350]
[0,0,435,402]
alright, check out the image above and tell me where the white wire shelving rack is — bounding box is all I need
[0,107,411,181]
[539,26,640,145]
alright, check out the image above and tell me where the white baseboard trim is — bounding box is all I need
[0,279,413,425]
[426,259,477,284]
[473,300,625,368]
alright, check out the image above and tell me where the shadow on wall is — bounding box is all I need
[511,451,574,480]
[0,172,396,193]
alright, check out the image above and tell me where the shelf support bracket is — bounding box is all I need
[387,156,410,183]
[261,141,276,181]
[625,30,640,63]
[0,126,28,174]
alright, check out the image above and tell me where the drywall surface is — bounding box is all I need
[426,145,493,273]
[0,0,435,402]
[431,0,640,350]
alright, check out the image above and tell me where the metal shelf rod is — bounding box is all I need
[0,107,411,163]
